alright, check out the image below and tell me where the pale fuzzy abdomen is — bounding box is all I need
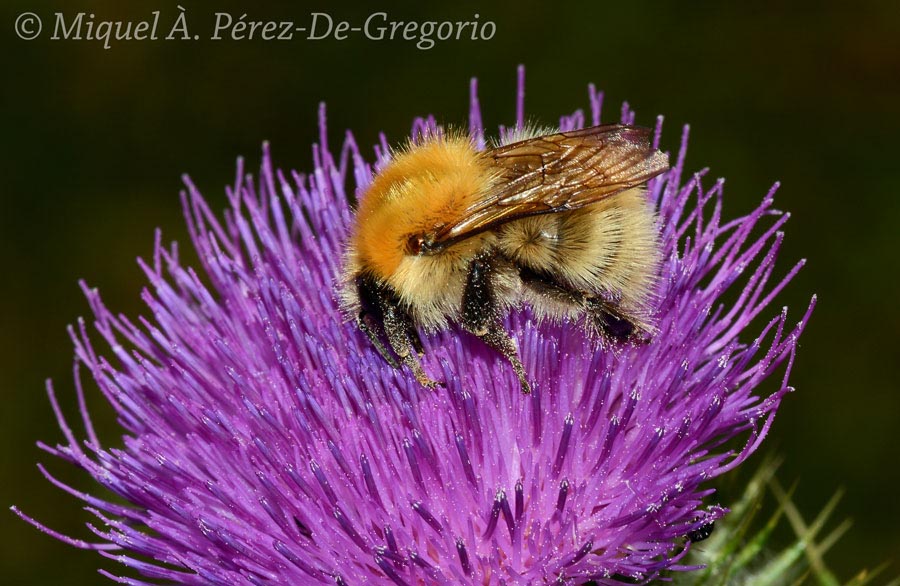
[496,187,660,324]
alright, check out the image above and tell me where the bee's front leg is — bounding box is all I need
[355,311,399,368]
[462,251,531,394]
[354,276,399,367]
[381,303,442,389]
[355,275,441,389]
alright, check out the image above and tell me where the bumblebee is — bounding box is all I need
[341,125,668,393]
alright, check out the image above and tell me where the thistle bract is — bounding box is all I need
[15,68,813,585]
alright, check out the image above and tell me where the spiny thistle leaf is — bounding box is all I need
[676,459,896,586]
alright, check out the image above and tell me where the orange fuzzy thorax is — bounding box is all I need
[351,137,494,281]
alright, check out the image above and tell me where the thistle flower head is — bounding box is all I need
[15,68,813,585]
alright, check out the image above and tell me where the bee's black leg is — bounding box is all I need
[518,267,637,341]
[407,322,426,356]
[382,303,441,389]
[356,311,399,368]
[462,251,531,394]
[355,276,399,367]
[584,297,636,339]
[355,275,441,389]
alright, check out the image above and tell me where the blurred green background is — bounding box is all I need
[2,0,898,583]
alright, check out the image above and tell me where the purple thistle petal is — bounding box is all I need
[18,69,814,585]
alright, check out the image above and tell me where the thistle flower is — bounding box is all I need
[14,68,814,585]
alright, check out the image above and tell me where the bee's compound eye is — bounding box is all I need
[406,233,427,255]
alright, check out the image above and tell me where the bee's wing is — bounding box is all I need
[435,125,669,244]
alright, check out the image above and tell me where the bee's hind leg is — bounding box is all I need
[462,251,532,394]
[355,275,441,389]
[518,267,639,341]
[584,297,636,340]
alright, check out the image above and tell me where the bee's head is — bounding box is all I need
[349,136,490,282]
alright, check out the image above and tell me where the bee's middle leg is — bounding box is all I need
[462,251,531,394]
